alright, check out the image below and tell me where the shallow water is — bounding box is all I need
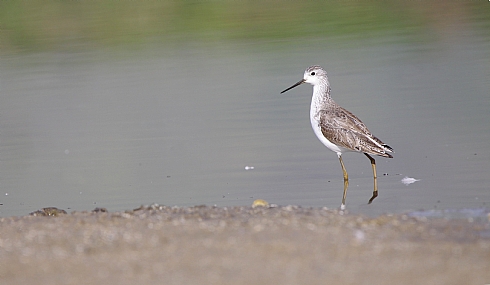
[1,30,489,217]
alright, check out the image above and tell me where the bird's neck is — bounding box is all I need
[311,81,332,109]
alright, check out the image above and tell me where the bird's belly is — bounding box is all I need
[310,118,346,157]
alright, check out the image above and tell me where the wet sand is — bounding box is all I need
[1,205,489,285]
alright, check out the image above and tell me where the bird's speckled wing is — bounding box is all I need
[318,105,393,158]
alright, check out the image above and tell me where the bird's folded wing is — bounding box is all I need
[319,108,392,157]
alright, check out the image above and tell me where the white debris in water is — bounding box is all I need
[244,166,254,170]
[401,176,420,185]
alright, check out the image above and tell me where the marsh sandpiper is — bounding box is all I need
[281,65,393,209]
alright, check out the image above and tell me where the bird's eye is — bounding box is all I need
[310,72,316,76]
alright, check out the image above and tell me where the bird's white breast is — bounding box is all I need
[309,98,346,157]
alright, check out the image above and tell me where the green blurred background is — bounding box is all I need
[1,0,489,53]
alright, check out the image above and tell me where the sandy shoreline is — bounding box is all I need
[1,205,489,285]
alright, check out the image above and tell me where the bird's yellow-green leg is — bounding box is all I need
[364,153,378,204]
[339,156,349,210]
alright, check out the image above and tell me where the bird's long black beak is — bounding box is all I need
[280,79,306,94]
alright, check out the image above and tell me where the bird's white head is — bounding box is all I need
[281,65,330,94]
[303,65,328,86]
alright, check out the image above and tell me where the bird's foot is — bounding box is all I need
[368,191,378,204]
